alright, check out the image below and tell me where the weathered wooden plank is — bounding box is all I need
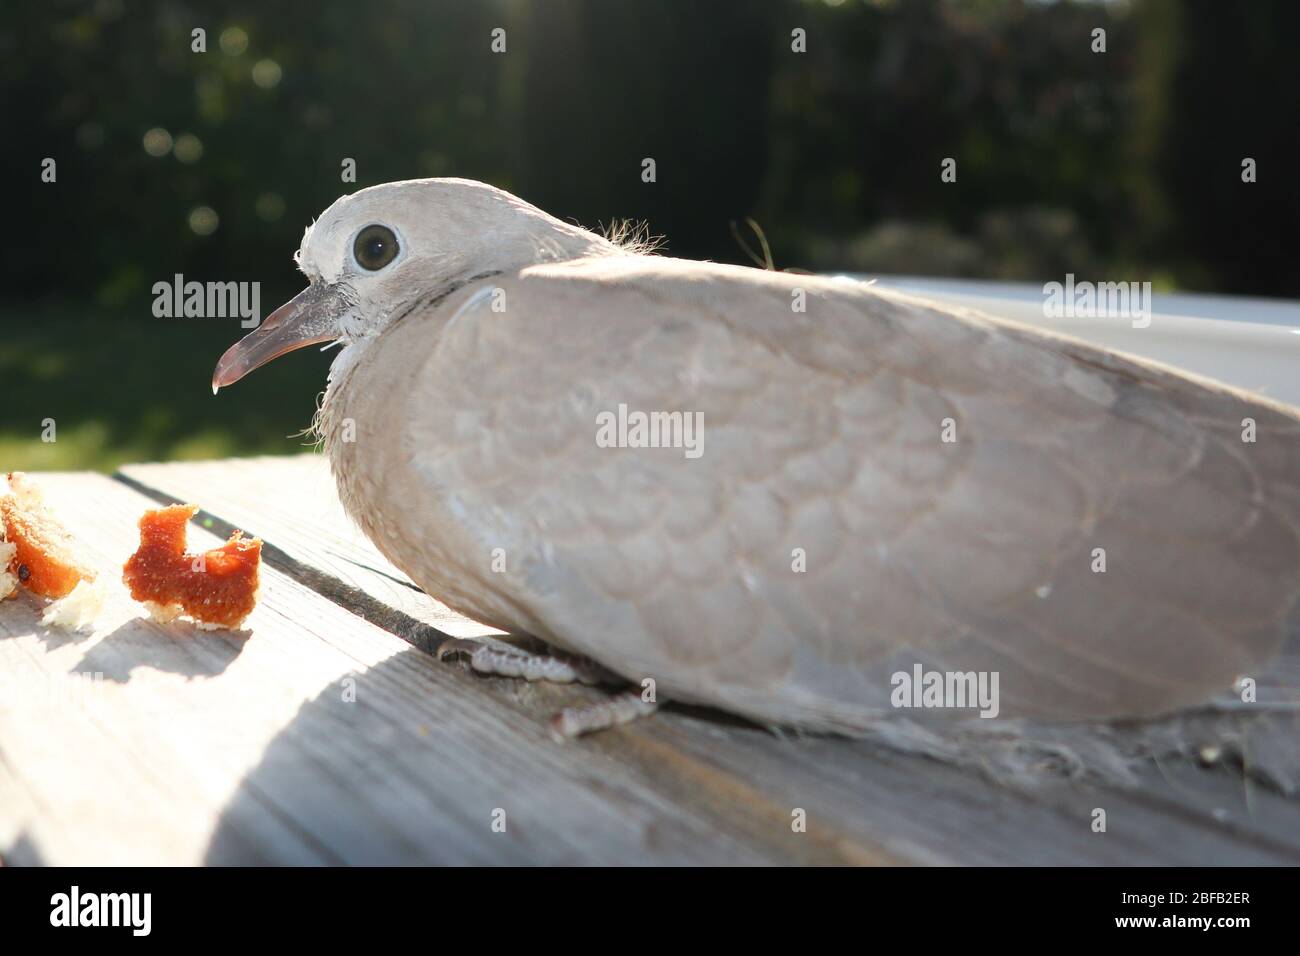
[114,456,1300,864]
[621,719,1300,866]
[1,473,878,864]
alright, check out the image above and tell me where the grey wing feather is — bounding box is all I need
[400,256,1300,729]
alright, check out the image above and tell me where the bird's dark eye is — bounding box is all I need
[353,224,399,271]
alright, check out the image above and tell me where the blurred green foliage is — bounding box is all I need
[0,301,332,472]
[2,0,1297,469]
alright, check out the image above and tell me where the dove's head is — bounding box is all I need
[213,178,610,390]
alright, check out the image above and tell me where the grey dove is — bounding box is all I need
[213,178,1300,733]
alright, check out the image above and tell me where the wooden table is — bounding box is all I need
[3,455,1299,865]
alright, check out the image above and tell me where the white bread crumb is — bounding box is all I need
[142,600,183,624]
[40,578,109,632]
[141,600,241,630]
[0,539,17,600]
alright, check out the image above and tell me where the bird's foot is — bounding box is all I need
[437,638,658,737]
[549,691,660,739]
[437,637,608,685]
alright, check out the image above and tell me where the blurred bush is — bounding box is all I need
[1,0,1296,469]
[3,0,1297,300]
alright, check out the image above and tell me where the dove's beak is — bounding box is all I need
[212,283,348,391]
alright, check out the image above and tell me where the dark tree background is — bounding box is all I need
[1,0,1297,469]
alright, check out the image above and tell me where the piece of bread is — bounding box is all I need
[1,472,97,599]
[121,504,262,630]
